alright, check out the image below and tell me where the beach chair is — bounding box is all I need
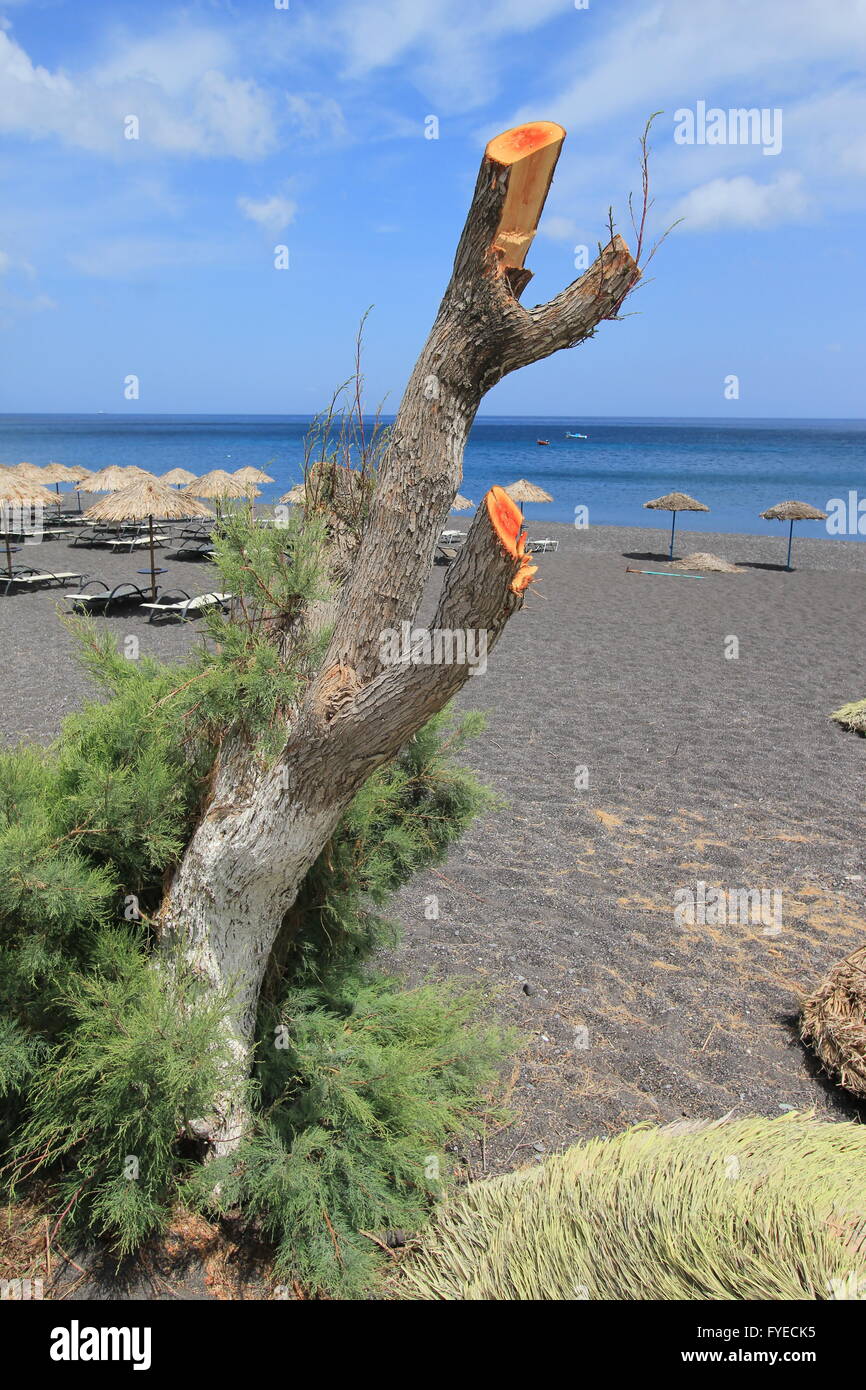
[140,590,234,624]
[1,566,83,595]
[526,537,559,553]
[65,580,153,614]
[169,538,216,560]
[434,544,458,565]
[70,527,111,547]
[104,533,169,553]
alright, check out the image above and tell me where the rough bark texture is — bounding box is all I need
[156,121,640,1154]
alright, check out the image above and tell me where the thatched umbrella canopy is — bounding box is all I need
[234,466,274,484]
[801,944,866,1100]
[8,462,44,484]
[452,493,475,512]
[162,468,198,486]
[0,472,57,576]
[84,477,214,597]
[759,499,828,571]
[504,479,553,518]
[86,465,154,493]
[644,491,710,559]
[279,483,306,505]
[40,462,89,508]
[184,468,258,518]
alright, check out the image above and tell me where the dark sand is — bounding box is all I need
[2,514,865,1290]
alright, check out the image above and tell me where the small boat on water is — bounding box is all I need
[565,431,588,439]
[536,438,550,446]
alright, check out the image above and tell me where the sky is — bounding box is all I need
[0,0,863,417]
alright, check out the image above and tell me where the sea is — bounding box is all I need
[1,415,864,539]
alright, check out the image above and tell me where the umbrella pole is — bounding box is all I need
[4,524,12,578]
[669,510,677,559]
[149,514,157,599]
[785,519,794,571]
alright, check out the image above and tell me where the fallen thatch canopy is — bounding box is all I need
[671,551,742,573]
[504,479,553,504]
[801,945,866,1100]
[760,500,828,522]
[644,492,709,513]
[831,698,866,735]
[397,1113,866,1301]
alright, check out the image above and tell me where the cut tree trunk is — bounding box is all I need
[156,120,640,1155]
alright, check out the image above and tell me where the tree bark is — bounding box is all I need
[156,120,640,1155]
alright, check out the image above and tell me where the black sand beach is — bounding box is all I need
[2,513,865,1177]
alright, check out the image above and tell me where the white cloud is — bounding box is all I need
[0,25,277,159]
[538,215,578,242]
[285,93,347,142]
[670,172,810,230]
[237,193,297,236]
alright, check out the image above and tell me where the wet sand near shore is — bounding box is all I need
[2,513,865,1180]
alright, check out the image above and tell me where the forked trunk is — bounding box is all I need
[156,121,640,1154]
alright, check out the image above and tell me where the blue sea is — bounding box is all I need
[1,415,864,538]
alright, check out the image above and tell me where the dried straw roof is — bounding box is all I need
[86,465,155,492]
[671,552,742,573]
[504,479,554,503]
[801,944,866,1100]
[7,462,45,483]
[184,469,257,499]
[644,492,709,513]
[84,476,215,523]
[161,467,198,485]
[0,472,56,506]
[41,462,86,483]
[760,500,828,522]
[279,483,306,505]
[234,466,274,484]
[452,493,475,511]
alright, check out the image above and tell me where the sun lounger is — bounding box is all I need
[434,544,458,565]
[65,581,153,614]
[526,537,559,553]
[140,591,233,624]
[169,539,216,560]
[104,534,169,552]
[70,527,112,547]
[1,567,83,594]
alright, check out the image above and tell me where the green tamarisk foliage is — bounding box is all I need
[0,504,511,1293]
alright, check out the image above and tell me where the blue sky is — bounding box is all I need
[0,0,863,417]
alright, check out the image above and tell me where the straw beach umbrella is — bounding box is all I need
[41,462,90,510]
[643,491,710,560]
[8,462,45,484]
[504,479,553,518]
[84,476,214,598]
[452,493,475,512]
[185,469,257,517]
[86,465,154,493]
[0,472,56,576]
[279,483,306,505]
[162,468,198,487]
[759,499,828,571]
[234,466,274,484]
